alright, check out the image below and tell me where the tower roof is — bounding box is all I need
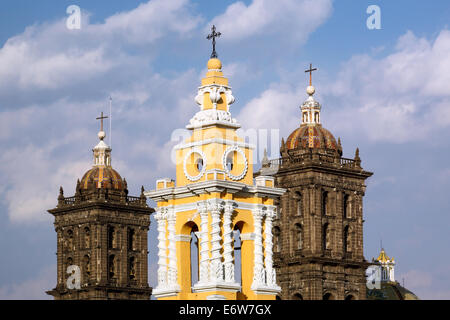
[79,112,125,191]
[285,70,341,154]
[375,248,395,263]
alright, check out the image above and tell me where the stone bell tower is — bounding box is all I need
[145,26,285,300]
[258,66,373,300]
[46,113,154,300]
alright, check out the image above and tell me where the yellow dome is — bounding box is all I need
[207,58,222,70]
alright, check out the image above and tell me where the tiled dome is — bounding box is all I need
[80,166,125,190]
[286,124,341,152]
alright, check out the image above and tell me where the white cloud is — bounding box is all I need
[0,1,205,223]
[0,0,202,94]
[210,0,332,43]
[0,265,55,300]
[237,29,450,145]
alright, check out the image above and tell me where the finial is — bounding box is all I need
[354,147,361,167]
[96,112,108,141]
[59,186,64,196]
[305,63,317,96]
[305,63,317,86]
[207,25,221,59]
[262,148,269,167]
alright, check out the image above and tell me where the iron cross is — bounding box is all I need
[96,112,108,132]
[305,63,317,86]
[207,25,221,58]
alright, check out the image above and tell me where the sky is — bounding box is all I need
[0,0,449,299]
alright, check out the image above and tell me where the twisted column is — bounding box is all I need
[208,200,224,282]
[155,208,168,288]
[264,208,276,286]
[166,207,178,286]
[223,202,235,283]
[252,209,266,288]
[198,202,209,283]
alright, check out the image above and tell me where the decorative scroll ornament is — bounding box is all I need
[189,85,238,129]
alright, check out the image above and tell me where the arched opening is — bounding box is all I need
[233,223,242,286]
[67,229,74,251]
[129,256,136,281]
[83,227,90,249]
[343,194,349,218]
[294,224,302,250]
[293,293,303,300]
[180,221,199,289]
[315,112,319,123]
[108,226,116,249]
[108,254,116,280]
[83,255,90,283]
[273,226,281,253]
[343,225,349,253]
[295,191,302,216]
[322,223,329,251]
[345,295,355,301]
[323,292,333,300]
[322,191,328,216]
[128,228,135,251]
[190,227,199,286]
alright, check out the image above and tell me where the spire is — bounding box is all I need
[375,248,395,283]
[354,147,361,167]
[300,64,321,126]
[262,148,269,168]
[93,112,112,167]
[58,186,65,206]
[186,38,238,130]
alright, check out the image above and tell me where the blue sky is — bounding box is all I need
[0,0,449,299]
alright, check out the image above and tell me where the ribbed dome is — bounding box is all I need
[80,166,125,190]
[285,124,341,152]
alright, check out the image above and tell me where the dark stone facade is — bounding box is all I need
[46,185,154,300]
[260,143,373,300]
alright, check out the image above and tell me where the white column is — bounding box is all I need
[264,208,276,286]
[223,202,235,283]
[252,209,265,288]
[198,202,209,283]
[166,207,178,287]
[155,208,168,288]
[208,200,224,282]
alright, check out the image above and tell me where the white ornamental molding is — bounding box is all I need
[195,85,235,111]
[222,146,248,181]
[188,109,239,129]
[183,148,207,182]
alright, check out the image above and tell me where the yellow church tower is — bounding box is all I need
[145,26,285,300]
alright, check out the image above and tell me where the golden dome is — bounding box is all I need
[376,248,393,263]
[207,58,222,70]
